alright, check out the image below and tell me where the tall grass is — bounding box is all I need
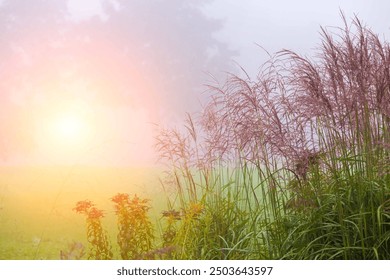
[71,15,389,260]
[155,14,390,259]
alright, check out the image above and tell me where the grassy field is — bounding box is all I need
[0,166,163,259]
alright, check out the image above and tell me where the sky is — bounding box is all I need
[0,0,389,167]
[204,0,390,77]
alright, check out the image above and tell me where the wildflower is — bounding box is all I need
[185,202,204,219]
[162,209,181,226]
[129,195,151,212]
[111,193,130,204]
[162,209,181,221]
[73,200,112,259]
[113,193,154,259]
[88,207,105,219]
[73,200,94,214]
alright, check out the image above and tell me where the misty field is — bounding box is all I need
[1,16,390,260]
[0,166,163,259]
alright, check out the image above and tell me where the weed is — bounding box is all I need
[111,193,154,259]
[73,200,113,260]
[161,209,181,247]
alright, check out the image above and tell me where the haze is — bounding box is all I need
[0,0,389,166]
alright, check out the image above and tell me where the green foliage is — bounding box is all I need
[274,170,390,260]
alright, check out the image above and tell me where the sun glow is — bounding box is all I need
[30,90,155,165]
[50,110,91,147]
[57,114,85,141]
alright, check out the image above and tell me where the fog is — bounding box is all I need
[0,0,235,165]
[0,0,388,166]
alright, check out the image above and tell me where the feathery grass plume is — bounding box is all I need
[73,200,113,260]
[155,13,390,259]
[268,14,390,259]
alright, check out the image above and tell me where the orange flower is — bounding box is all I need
[111,193,130,204]
[88,207,105,219]
[73,200,94,214]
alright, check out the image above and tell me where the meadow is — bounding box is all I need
[0,166,163,259]
[1,16,390,260]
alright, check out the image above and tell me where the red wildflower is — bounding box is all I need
[111,193,130,204]
[88,207,105,219]
[73,200,94,214]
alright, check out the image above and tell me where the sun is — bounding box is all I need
[54,112,88,144]
[58,115,83,139]
[33,101,96,164]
